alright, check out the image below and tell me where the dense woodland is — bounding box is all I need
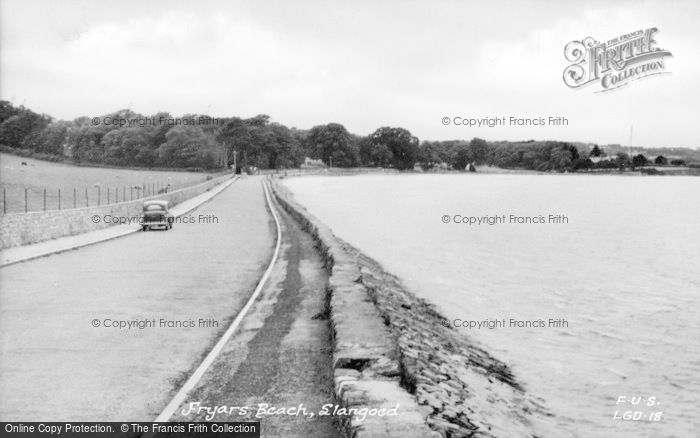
[1,101,698,172]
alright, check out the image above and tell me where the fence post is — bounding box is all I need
[58,189,61,210]
[74,187,76,208]
[3,188,5,214]
[130,186,133,201]
[98,187,100,206]
[107,187,110,204]
[85,187,88,207]
[25,188,28,213]
[43,188,47,211]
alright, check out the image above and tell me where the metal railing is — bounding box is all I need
[1,180,204,214]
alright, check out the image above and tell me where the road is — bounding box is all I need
[168,186,339,438]
[0,177,275,420]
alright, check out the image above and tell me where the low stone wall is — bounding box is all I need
[0,173,233,249]
[270,180,434,438]
[270,179,550,438]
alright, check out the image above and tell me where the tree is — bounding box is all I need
[101,128,149,166]
[549,142,580,171]
[491,143,520,168]
[590,144,603,157]
[218,117,251,170]
[572,157,593,171]
[218,115,305,170]
[615,152,630,170]
[265,123,301,169]
[519,143,551,171]
[146,112,174,148]
[68,125,109,163]
[359,135,392,167]
[418,141,445,170]
[21,122,68,155]
[631,154,648,169]
[0,100,20,124]
[244,114,273,168]
[551,147,575,170]
[0,110,49,148]
[451,143,472,170]
[654,155,668,165]
[157,125,217,169]
[369,127,419,170]
[306,123,359,167]
[469,137,490,165]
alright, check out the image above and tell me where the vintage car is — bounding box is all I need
[141,200,174,231]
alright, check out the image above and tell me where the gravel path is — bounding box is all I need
[169,191,340,438]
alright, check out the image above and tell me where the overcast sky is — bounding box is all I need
[1,0,698,148]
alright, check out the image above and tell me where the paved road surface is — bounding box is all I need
[0,177,274,420]
[169,187,340,438]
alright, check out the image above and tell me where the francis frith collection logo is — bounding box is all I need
[563,27,672,92]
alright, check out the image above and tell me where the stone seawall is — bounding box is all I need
[0,173,233,249]
[270,180,434,438]
[270,178,551,438]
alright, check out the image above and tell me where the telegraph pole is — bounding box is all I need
[630,125,633,148]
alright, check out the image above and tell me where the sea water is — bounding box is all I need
[284,173,700,437]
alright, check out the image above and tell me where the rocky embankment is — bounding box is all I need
[350,246,552,437]
[270,179,551,438]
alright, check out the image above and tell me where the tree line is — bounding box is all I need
[0,102,421,171]
[417,140,682,172]
[0,101,693,172]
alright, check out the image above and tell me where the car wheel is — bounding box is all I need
[142,225,148,232]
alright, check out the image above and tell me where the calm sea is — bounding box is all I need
[284,174,700,438]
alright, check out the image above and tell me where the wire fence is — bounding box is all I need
[0,179,211,214]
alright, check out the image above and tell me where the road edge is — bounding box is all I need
[154,179,282,422]
[0,176,239,268]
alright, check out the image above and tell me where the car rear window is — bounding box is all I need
[144,205,166,211]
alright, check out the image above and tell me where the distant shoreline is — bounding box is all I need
[267,165,700,178]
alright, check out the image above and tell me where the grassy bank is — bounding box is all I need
[0,153,226,213]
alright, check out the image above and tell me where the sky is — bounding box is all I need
[1,0,699,148]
